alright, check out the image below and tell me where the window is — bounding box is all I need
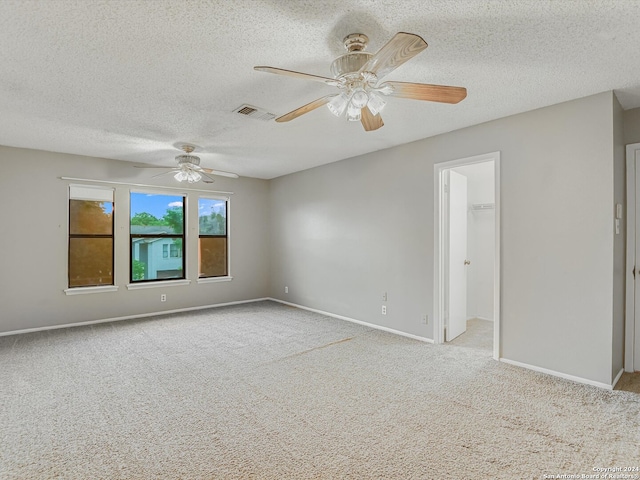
[68,186,114,288]
[130,192,185,282]
[161,243,181,258]
[198,197,228,278]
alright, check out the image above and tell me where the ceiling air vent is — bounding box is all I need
[233,104,277,122]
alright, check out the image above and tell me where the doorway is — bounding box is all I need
[434,152,501,360]
[625,142,640,373]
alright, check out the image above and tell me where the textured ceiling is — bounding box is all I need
[1,0,640,179]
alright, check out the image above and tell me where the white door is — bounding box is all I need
[446,170,468,341]
[635,151,640,371]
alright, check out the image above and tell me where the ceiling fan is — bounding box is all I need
[135,145,239,184]
[255,32,467,132]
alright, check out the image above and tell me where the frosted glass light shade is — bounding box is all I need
[174,169,202,183]
[327,93,349,117]
[187,171,201,183]
[367,92,386,116]
[346,102,361,121]
[350,88,369,109]
[174,171,188,182]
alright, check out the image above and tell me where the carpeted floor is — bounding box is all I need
[449,317,494,352]
[1,301,639,479]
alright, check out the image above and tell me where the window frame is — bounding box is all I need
[129,191,186,284]
[67,185,115,290]
[198,196,229,279]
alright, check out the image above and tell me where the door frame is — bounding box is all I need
[624,142,640,372]
[433,151,501,360]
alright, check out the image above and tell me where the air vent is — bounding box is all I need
[233,104,277,122]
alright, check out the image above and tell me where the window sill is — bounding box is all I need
[126,279,191,290]
[197,276,233,284]
[64,285,119,296]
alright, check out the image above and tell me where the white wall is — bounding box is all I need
[0,146,270,333]
[452,162,495,321]
[269,91,621,386]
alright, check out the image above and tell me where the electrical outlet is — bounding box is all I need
[422,314,428,325]
[382,292,387,302]
[285,286,288,294]
[161,294,167,302]
[382,305,387,315]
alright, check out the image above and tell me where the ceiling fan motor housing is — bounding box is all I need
[176,154,200,166]
[330,52,373,78]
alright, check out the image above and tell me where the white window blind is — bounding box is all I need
[69,185,114,202]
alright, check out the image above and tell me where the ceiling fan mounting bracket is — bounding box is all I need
[343,33,369,52]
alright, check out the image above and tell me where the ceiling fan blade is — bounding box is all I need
[150,170,177,179]
[360,107,384,132]
[359,32,428,80]
[199,167,239,178]
[134,165,175,169]
[276,95,337,123]
[382,81,467,104]
[200,171,216,183]
[254,66,339,86]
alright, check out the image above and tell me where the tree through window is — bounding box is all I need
[68,186,114,288]
[130,193,185,282]
[198,197,228,278]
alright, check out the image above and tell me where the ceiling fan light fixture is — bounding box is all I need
[350,88,369,109]
[346,102,362,122]
[173,169,202,183]
[327,92,349,117]
[366,92,386,116]
[186,170,202,183]
[174,170,188,182]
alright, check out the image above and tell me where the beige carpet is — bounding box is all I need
[1,301,639,479]
[450,317,640,394]
[449,317,494,351]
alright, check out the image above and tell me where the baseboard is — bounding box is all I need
[0,298,271,337]
[500,358,616,391]
[612,368,625,389]
[467,316,493,322]
[268,298,434,344]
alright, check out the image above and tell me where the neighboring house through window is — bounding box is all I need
[68,185,114,288]
[130,192,185,282]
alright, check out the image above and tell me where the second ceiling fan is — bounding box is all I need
[255,32,467,132]
[135,145,239,184]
